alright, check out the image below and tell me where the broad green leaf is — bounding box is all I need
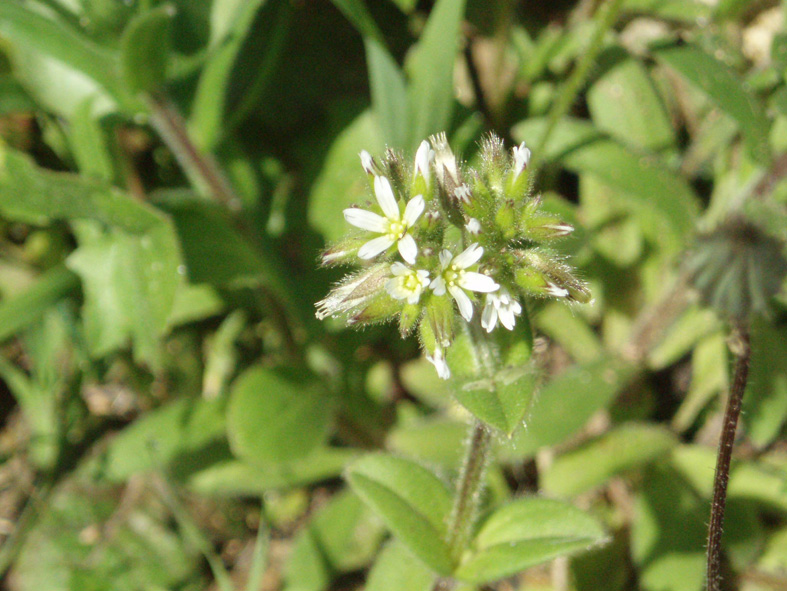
[536,302,603,364]
[631,463,707,591]
[365,541,436,591]
[0,73,36,114]
[366,38,409,148]
[647,305,720,370]
[387,416,467,466]
[743,319,787,447]
[446,320,535,434]
[406,0,467,148]
[653,43,771,163]
[513,117,699,245]
[541,423,678,497]
[0,265,78,343]
[0,1,126,105]
[120,5,174,94]
[227,366,331,463]
[503,356,637,461]
[284,491,386,591]
[95,396,227,482]
[67,221,180,366]
[0,146,166,232]
[671,445,787,514]
[202,310,246,399]
[187,448,360,495]
[189,0,266,149]
[587,56,675,152]
[307,109,384,242]
[455,497,607,583]
[346,454,454,575]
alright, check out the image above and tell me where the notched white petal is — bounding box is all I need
[358,235,395,259]
[453,243,484,269]
[449,285,473,322]
[344,208,387,232]
[460,272,499,293]
[403,195,425,226]
[373,176,400,221]
[398,233,418,265]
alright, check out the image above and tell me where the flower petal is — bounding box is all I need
[499,307,516,330]
[374,176,400,220]
[397,233,418,264]
[438,250,453,269]
[430,275,447,295]
[390,262,409,276]
[449,285,474,322]
[414,141,432,178]
[481,301,497,332]
[403,195,425,227]
[453,243,484,269]
[358,235,395,259]
[344,208,388,232]
[460,272,499,293]
[359,150,375,174]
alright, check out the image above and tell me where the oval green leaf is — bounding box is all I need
[227,366,331,463]
[455,497,607,583]
[346,454,454,575]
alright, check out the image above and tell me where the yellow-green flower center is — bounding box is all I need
[386,220,406,240]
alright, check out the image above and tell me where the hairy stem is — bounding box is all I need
[706,322,751,591]
[447,420,492,560]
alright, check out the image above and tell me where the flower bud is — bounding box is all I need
[412,140,434,201]
[398,302,421,336]
[315,263,390,320]
[495,200,517,239]
[349,293,400,326]
[480,133,507,193]
[505,141,531,200]
[521,210,574,242]
[514,250,591,303]
[423,293,455,349]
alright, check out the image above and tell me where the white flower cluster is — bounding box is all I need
[334,141,525,379]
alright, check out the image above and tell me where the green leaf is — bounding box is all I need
[387,416,467,466]
[513,117,699,246]
[0,1,126,105]
[227,366,331,463]
[67,221,181,366]
[503,356,637,461]
[189,0,266,149]
[69,97,115,181]
[631,462,707,591]
[365,541,437,591]
[587,56,675,152]
[541,423,678,497]
[653,43,771,163]
[95,396,227,482]
[0,265,78,343]
[284,491,386,591]
[406,0,467,148]
[307,109,384,242]
[120,5,174,94]
[743,319,787,447]
[0,146,166,232]
[346,454,454,575]
[187,448,360,495]
[455,497,607,583]
[366,38,409,148]
[329,0,383,42]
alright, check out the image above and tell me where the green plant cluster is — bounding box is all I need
[0,0,786,590]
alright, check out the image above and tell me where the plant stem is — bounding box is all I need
[706,322,751,591]
[146,92,241,213]
[446,420,492,562]
[531,0,625,173]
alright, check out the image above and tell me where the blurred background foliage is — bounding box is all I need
[0,0,786,589]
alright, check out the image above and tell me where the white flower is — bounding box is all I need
[512,142,531,181]
[454,184,471,203]
[386,263,430,305]
[466,218,481,235]
[431,243,499,322]
[426,347,450,380]
[481,287,522,332]
[430,132,461,189]
[344,176,425,264]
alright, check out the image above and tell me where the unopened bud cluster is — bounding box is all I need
[316,132,590,379]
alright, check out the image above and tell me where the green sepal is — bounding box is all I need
[398,303,421,337]
[422,293,455,348]
[350,293,400,326]
[495,200,517,240]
